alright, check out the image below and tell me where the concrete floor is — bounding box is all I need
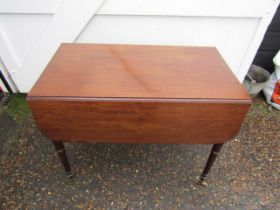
[0,95,279,209]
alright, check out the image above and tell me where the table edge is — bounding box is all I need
[27,96,252,104]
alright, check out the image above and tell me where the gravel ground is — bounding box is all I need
[0,95,279,209]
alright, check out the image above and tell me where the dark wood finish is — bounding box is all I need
[29,97,250,144]
[27,44,251,144]
[52,141,73,177]
[199,143,223,184]
[28,44,250,100]
[27,44,251,179]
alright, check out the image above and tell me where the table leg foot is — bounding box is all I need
[197,179,208,186]
[199,143,223,183]
[66,171,74,178]
[52,141,73,177]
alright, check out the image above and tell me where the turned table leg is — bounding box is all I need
[199,143,223,185]
[52,141,73,178]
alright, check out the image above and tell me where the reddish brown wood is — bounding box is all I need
[200,143,223,183]
[28,44,250,101]
[52,141,73,177]
[28,97,250,144]
[27,44,251,144]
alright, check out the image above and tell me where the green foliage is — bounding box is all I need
[248,97,280,117]
[7,94,30,120]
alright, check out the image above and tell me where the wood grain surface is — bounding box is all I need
[27,44,251,144]
[28,43,250,100]
[28,97,250,144]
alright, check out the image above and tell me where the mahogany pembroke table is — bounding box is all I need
[27,44,251,184]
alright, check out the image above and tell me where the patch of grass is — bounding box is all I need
[248,96,280,117]
[7,94,30,121]
[253,103,270,115]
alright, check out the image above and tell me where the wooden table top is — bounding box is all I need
[29,43,250,101]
